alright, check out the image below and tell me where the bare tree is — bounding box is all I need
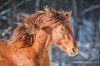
[35,0,40,12]
[72,0,80,40]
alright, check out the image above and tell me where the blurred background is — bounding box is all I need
[0,0,100,66]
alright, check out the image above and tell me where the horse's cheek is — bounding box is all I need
[52,32,60,43]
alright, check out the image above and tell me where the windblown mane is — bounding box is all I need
[23,7,66,29]
[23,11,45,28]
[10,7,70,48]
[11,24,35,48]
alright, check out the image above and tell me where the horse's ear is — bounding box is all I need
[44,6,54,17]
[65,11,72,21]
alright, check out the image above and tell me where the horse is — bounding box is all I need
[0,6,78,66]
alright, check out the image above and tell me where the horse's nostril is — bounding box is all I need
[72,48,75,53]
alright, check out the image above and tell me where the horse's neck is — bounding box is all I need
[32,30,51,66]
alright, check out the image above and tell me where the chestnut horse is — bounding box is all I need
[0,7,78,66]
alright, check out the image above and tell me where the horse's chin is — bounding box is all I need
[67,52,77,57]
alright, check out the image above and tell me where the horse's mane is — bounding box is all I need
[23,11,45,28]
[23,7,66,29]
[10,7,69,48]
[11,24,35,48]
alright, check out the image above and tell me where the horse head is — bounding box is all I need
[42,7,78,56]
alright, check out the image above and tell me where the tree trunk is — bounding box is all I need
[72,0,79,40]
[35,0,40,12]
[11,0,17,29]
